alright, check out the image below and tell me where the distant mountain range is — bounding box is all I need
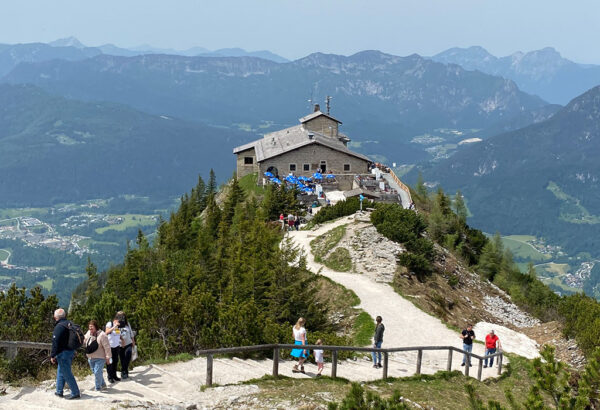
[1,49,550,164]
[0,84,250,207]
[431,46,600,104]
[411,86,600,257]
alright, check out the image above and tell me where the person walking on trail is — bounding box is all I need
[50,308,81,400]
[105,314,122,383]
[460,324,475,367]
[291,317,309,373]
[115,311,136,380]
[294,214,300,231]
[372,316,385,368]
[288,214,295,231]
[314,339,324,377]
[84,320,111,391]
[279,213,285,230]
[484,329,502,368]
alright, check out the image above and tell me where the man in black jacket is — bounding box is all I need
[50,308,80,400]
[371,316,385,368]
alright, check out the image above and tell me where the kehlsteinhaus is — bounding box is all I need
[233,105,371,190]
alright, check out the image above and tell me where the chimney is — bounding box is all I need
[314,104,320,112]
[308,132,314,140]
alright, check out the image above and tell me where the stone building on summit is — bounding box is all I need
[233,106,371,189]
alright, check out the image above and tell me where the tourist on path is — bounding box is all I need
[314,339,324,377]
[291,317,309,373]
[372,316,385,368]
[294,215,300,231]
[105,315,122,383]
[50,308,81,400]
[484,329,502,368]
[84,320,111,391]
[115,311,136,380]
[279,213,285,230]
[460,324,475,366]
[288,214,295,231]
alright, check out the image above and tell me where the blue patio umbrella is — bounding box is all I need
[326,174,335,179]
[270,177,281,184]
[264,171,274,177]
[285,175,297,184]
[313,172,323,180]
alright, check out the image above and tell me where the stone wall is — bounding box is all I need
[303,116,338,138]
[258,143,369,184]
[236,147,258,178]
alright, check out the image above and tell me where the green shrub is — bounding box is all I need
[312,198,374,225]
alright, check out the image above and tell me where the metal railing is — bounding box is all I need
[388,168,413,204]
[0,341,504,386]
[195,343,503,386]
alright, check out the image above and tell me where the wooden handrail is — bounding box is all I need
[195,343,503,386]
[0,341,504,384]
[388,168,413,204]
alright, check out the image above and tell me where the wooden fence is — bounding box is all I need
[388,168,413,204]
[195,343,503,386]
[0,341,503,386]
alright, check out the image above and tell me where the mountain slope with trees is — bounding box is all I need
[410,85,600,260]
[0,84,251,206]
[1,50,551,164]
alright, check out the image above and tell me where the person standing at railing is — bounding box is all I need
[371,316,384,369]
[291,317,309,374]
[484,330,501,368]
[460,324,475,367]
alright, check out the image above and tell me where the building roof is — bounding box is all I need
[233,124,370,162]
[299,111,342,125]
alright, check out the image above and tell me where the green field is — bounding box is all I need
[501,235,551,262]
[0,249,9,263]
[95,214,158,234]
[0,207,48,219]
[238,173,266,196]
[535,262,570,276]
[78,238,120,248]
[547,181,600,224]
[36,278,54,291]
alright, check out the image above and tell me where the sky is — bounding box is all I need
[2,0,600,63]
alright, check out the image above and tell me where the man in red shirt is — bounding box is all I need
[484,330,501,368]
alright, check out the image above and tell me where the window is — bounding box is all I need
[244,157,253,165]
[344,163,351,171]
[303,163,310,171]
[289,164,296,171]
[320,161,327,172]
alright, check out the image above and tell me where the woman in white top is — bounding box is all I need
[115,311,136,380]
[290,317,309,373]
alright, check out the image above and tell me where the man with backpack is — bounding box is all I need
[50,308,81,400]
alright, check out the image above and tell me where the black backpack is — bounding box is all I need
[60,321,85,351]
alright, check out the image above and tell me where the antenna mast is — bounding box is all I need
[325,95,332,115]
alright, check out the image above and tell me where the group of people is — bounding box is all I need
[50,308,136,400]
[460,324,502,368]
[279,213,300,231]
[289,317,502,376]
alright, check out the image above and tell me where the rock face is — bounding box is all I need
[338,223,404,283]
[482,296,541,328]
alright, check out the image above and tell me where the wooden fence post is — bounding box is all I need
[383,352,389,379]
[416,349,423,375]
[5,346,17,360]
[272,347,279,377]
[331,350,338,379]
[206,354,213,387]
[477,358,483,381]
[464,354,470,377]
[446,349,453,372]
[497,353,503,375]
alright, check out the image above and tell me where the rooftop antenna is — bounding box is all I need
[325,95,332,115]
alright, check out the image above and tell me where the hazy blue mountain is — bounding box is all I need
[0,84,251,207]
[199,48,289,62]
[432,46,600,104]
[411,85,600,257]
[0,42,101,77]
[48,36,87,49]
[1,49,549,165]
